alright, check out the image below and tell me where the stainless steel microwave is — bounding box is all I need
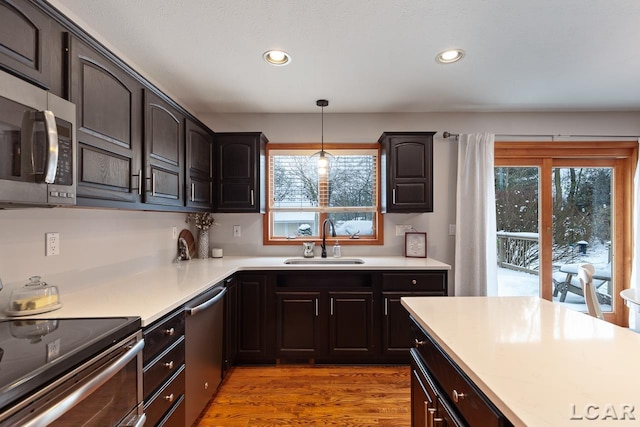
[0,70,76,207]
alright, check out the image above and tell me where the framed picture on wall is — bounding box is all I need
[405,232,427,258]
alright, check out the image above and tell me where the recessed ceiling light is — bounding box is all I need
[435,49,465,64]
[263,50,291,66]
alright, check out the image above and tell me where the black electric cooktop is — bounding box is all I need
[0,316,141,413]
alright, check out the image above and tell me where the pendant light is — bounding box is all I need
[316,99,330,175]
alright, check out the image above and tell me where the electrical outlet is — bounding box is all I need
[233,225,241,237]
[172,227,178,239]
[45,232,60,256]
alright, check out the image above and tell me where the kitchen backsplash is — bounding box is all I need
[0,207,452,295]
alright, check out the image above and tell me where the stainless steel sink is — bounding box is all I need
[284,258,364,265]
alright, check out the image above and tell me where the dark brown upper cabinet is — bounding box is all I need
[143,89,184,207]
[379,132,435,213]
[69,36,144,205]
[0,0,64,96]
[214,132,267,213]
[185,119,214,210]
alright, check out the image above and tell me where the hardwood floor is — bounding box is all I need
[195,365,411,427]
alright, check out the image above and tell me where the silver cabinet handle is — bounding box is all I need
[452,389,465,403]
[191,182,195,201]
[412,279,417,285]
[164,327,175,336]
[23,339,145,427]
[315,298,319,317]
[151,172,156,196]
[41,110,59,184]
[137,169,142,195]
[164,360,174,370]
[250,189,255,206]
[392,188,396,204]
[330,297,334,316]
[164,393,174,403]
[414,339,426,348]
[186,287,227,316]
[384,298,388,316]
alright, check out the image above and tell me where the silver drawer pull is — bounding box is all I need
[164,360,174,370]
[414,339,426,348]
[164,393,174,403]
[412,279,417,285]
[164,327,175,336]
[452,389,465,402]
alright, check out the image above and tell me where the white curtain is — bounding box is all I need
[628,139,640,328]
[454,133,498,296]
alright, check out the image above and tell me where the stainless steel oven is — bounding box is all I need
[0,69,76,207]
[0,317,144,427]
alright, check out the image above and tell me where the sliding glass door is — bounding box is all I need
[494,142,636,325]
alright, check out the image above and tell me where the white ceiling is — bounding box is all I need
[52,0,640,114]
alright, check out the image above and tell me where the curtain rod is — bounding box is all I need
[442,131,640,140]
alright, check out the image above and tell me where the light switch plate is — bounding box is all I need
[233,225,241,237]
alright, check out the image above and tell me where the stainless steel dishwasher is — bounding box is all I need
[184,283,227,426]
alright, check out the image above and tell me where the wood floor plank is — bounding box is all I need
[195,365,411,427]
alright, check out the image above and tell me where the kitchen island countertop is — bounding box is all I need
[402,296,640,426]
[3,256,449,326]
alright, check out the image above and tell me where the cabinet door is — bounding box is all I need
[380,132,435,213]
[382,291,444,360]
[185,118,213,209]
[144,89,184,207]
[236,274,271,362]
[69,36,143,205]
[214,132,266,212]
[0,0,64,96]
[327,291,375,357]
[275,292,321,358]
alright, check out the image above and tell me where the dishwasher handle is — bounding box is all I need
[185,287,227,316]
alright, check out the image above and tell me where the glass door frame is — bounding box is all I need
[495,141,637,325]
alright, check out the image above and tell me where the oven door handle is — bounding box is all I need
[185,286,226,316]
[22,338,145,427]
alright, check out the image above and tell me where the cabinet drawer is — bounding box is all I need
[144,337,185,397]
[144,310,185,364]
[158,394,185,427]
[411,319,508,427]
[145,366,185,427]
[382,272,446,292]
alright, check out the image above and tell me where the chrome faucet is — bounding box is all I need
[321,219,336,258]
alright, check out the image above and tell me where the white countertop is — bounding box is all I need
[402,296,640,426]
[3,256,449,326]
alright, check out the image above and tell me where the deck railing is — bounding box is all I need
[497,231,539,274]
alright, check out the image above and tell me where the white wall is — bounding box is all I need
[1,112,638,296]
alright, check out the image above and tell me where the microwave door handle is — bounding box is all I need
[21,339,145,427]
[40,110,59,184]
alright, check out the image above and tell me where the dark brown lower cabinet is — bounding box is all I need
[275,292,321,358]
[236,274,274,363]
[233,269,448,365]
[410,318,513,427]
[327,291,375,357]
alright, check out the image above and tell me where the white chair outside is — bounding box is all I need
[578,263,604,320]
